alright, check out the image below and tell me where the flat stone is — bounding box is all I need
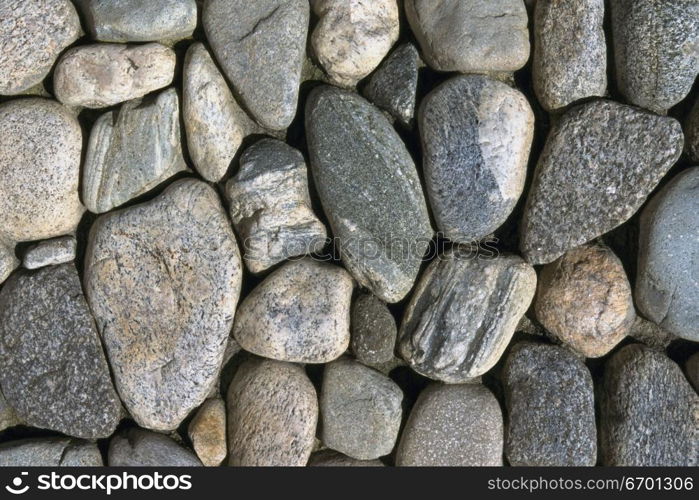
[419,75,534,242]
[686,353,699,393]
[600,344,698,466]
[396,384,503,466]
[0,439,102,466]
[23,236,76,270]
[309,450,384,466]
[636,167,699,342]
[398,250,536,383]
[53,43,176,108]
[520,100,684,265]
[306,86,433,303]
[0,264,122,439]
[226,139,327,273]
[204,0,308,130]
[233,258,352,363]
[687,98,699,162]
[504,342,597,466]
[227,359,318,466]
[109,428,201,466]
[83,88,188,214]
[0,0,81,95]
[84,179,243,431]
[533,0,607,111]
[188,398,227,467]
[311,0,400,87]
[351,293,398,369]
[405,0,529,73]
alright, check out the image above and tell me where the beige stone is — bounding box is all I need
[188,398,227,466]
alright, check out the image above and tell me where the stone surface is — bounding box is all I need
[535,244,635,357]
[396,384,504,466]
[0,439,102,466]
[54,43,176,108]
[227,359,317,466]
[308,450,384,466]
[503,342,597,466]
[629,316,676,351]
[84,179,242,431]
[0,0,81,95]
[687,98,699,162]
[419,75,534,242]
[311,0,400,87]
[533,0,607,111]
[226,139,327,273]
[109,428,201,466]
[611,0,699,113]
[23,236,76,270]
[405,0,530,73]
[398,250,536,383]
[203,0,308,130]
[306,86,433,303]
[233,258,352,363]
[600,344,698,466]
[83,88,187,214]
[687,353,699,392]
[636,167,699,342]
[520,100,684,265]
[0,389,20,432]
[320,358,403,460]
[351,293,398,369]
[0,264,121,439]
[0,246,19,285]
[188,398,227,467]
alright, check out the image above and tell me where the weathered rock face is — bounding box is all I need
[0,439,103,467]
[0,390,20,433]
[83,88,188,214]
[405,0,530,73]
[610,0,699,113]
[109,428,201,466]
[0,0,81,95]
[188,398,227,467]
[419,75,534,243]
[351,293,398,369]
[309,450,384,467]
[600,345,698,466]
[398,251,537,383]
[23,236,76,270]
[204,0,308,130]
[233,258,353,363]
[84,179,243,431]
[636,167,699,342]
[227,359,318,466]
[306,86,433,303]
[520,100,684,265]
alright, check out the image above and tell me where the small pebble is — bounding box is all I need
[188,398,227,467]
[351,293,398,369]
[109,428,201,466]
[23,236,77,270]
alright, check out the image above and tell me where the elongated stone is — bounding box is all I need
[309,450,383,467]
[188,398,227,467]
[0,439,102,466]
[687,98,699,162]
[351,293,398,370]
[23,236,76,270]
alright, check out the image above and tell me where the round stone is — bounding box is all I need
[109,428,201,466]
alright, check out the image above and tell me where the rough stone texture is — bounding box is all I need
[53,43,176,108]
[227,359,318,466]
[611,0,699,113]
[687,98,699,162]
[520,100,684,265]
[405,0,530,73]
[629,316,676,351]
[311,0,400,87]
[233,258,352,363]
[0,389,20,432]
[503,342,597,466]
[636,168,699,342]
[600,344,699,466]
[535,244,635,357]
[0,264,121,439]
[396,384,504,466]
[398,251,536,383]
[23,236,76,270]
[0,0,81,95]
[0,439,102,466]
[533,0,607,111]
[0,245,19,285]
[419,75,534,242]
[84,179,243,431]
[686,353,699,393]
[204,0,308,130]
[306,86,433,303]
[109,428,201,466]
[308,450,384,466]
[226,139,327,273]
[320,358,403,460]
[351,293,398,369]
[188,398,227,467]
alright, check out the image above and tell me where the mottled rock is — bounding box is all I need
[0,389,20,432]
[629,316,676,350]
[85,179,242,431]
[109,428,201,466]
[351,293,398,369]
[306,86,433,303]
[23,236,76,270]
[188,398,227,467]
[520,100,684,265]
[0,439,102,466]
[309,450,384,466]
[686,353,699,392]
[687,99,699,162]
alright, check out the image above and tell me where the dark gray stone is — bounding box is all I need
[308,449,383,466]
[109,428,201,466]
[687,98,699,162]
[0,439,102,466]
[351,293,398,369]
[686,353,699,393]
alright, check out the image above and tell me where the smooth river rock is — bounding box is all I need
[188,398,227,467]
[0,439,102,467]
[351,293,398,370]
[23,236,77,270]
[109,428,201,466]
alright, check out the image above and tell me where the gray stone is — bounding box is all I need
[23,236,76,270]
[109,428,201,466]
[0,0,81,95]
[520,100,684,265]
[203,0,308,130]
[0,246,18,285]
[233,258,352,363]
[84,179,243,431]
[188,398,227,467]
[629,316,676,351]
[351,293,398,369]
[306,86,433,303]
[83,88,188,214]
[0,264,122,439]
[398,250,536,383]
[226,139,327,273]
[636,167,699,342]
[0,389,20,432]
[308,450,384,466]
[687,353,699,393]
[600,344,698,466]
[687,98,699,162]
[533,0,607,111]
[0,439,102,466]
[396,383,503,466]
[419,75,534,242]
[405,0,530,73]
[611,0,699,113]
